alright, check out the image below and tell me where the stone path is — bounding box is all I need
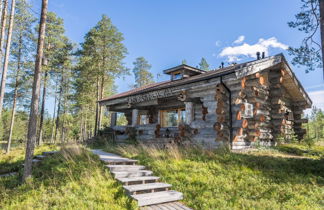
[91,149,191,209]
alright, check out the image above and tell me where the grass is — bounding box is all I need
[0,144,58,174]
[103,144,324,210]
[1,143,323,210]
[0,144,137,210]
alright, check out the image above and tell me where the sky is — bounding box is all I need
[30,0,324,114]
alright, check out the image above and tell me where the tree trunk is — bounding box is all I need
[23,0,48,182]
[94,75,99,135]
[0,0,3,29]
[320,0,324,79]
[98,76,104,131]
[37,71,48,145]
[54,71,63,142]
[0,0,14,118]
[6,33,22,154]
[0,0,7,63]
[6,84,17,154]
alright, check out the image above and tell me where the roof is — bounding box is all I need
[101,81,170,101]
[99,54,312,107]
[163,64,206,74]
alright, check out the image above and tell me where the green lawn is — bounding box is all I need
[1,143,323,210]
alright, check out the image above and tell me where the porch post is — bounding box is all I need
[185,102,194,124]
[110,112,117,127]
[132,109,138,126]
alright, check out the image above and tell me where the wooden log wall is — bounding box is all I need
[236,72,272,144]
[292,105,307,140]
[269,69,295,142]
[214,83,230,142]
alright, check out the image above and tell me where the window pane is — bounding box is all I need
[173,73,182,80]
[180,109,186,123]
[139,115,148,125]
[117,113,127,126]
[162,110,178,127]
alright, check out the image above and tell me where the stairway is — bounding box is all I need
[91,149,191,209]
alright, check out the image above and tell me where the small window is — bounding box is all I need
[139,114,149,125]
[161,108,186,127]
[116,113,128,126]
[173,73,182,80]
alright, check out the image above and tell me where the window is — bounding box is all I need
[161,108,186,127]
[139,114,149,125]
[116,112,128,126]
[173,73,182,80]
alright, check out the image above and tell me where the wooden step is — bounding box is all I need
[116,176,159,185]
[112,170,153,178]
[123,182,171,195]
[106,165,145,172]
[131,190,183,206]
[42,151,58,156]
[34,155,46,160]
[22,159,41,166]
[101,159,137,165]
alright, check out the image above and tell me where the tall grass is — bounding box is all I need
[0,144,137,210]
[104,143,324,210]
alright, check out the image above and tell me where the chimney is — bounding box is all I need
[221,62,224,68]
[262,52,265,59]
[256,52,260,60]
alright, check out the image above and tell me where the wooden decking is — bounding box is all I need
[141,202,192,210]
[91,149,192,209]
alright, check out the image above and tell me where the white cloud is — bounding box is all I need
[233,35,245,44]
[219,37,288,62]
[215,40,221,47]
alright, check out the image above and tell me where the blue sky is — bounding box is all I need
[30,0,324,114]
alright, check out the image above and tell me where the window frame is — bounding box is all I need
[171,70,183,80]
[160,108,186,127]
[138,114,149,125]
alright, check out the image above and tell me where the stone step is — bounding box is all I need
[131,190,183,207]
[116,176,159,185]
[106,165,146,172]
[112,170,153,178]
[123,182,171,195]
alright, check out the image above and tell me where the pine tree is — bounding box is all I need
[0,0,15,120]
[76,15,127,136]
[133,57,154,88]
[37,12,66,145]
[6,0,35,153]
[288,0,324,76]
[23,0,48,182]
[198,57,210,71]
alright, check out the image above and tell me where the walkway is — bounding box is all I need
[91,149,191,209]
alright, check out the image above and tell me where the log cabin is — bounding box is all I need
[99,54,312,149]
